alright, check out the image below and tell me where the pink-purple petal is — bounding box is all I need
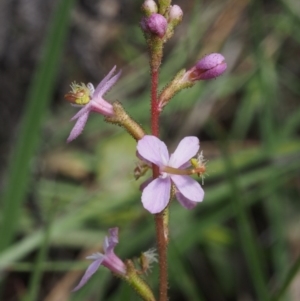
[93,66,116,97]
[104,228,119,254]
[97,70,122,97]
[196,53,225,70]
[175,191,198,209]
[142,177,171,213]
[72,258,104,292]
[103,236,109,253]
[198,63,227,80]
[169,136,199,168]
[94,68,122,99]
[90,99,114,116]
[137,135,169,167]
[70,103,92,121]
[145,13,168,38]
[67,112,90,143]
[171,175,204,203]
[102,252,126,275]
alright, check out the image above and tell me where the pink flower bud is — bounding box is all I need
[141,13,168,38]
[169,5,183,25]
[190,53,227,80]
[141,0,158,16]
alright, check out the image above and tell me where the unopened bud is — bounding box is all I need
[141,13,167,38]
[141,0,158,16]
[169,5,183,26]
[189,53,227,81]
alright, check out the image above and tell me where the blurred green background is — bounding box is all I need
[0,0,300,300]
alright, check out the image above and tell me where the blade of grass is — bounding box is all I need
[0,0,76,252]
[169,240,206,301]
[250,1,290,297]
[22,188,60,301]
[271,255,300,301]
[208,119,270,301]
[21,217,52,301]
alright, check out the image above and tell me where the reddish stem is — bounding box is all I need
[150,68,168,301]
[151,70,159,137]
[155,212,168,301]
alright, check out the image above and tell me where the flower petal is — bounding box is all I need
[67,111,90,143]
[103,228,119,254]
[86,252,103,260]
[93,66,116,95]
[72,258,104,292]
[142,177,171,214]
[171,175,204,203]
[70,103,92,121]
[169,136,199,168]
[137,135,169,166]
[175,191,198,210]
[103,251,126,275]
[90,99,114,116]
[94,66,122,98]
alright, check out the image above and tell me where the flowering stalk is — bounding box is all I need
[151,69,160,137]
[150,36,169,301]
[146,24,170,301]
[148,23,169,301]
[66,1,227,300]
[155,211,168,301]
[142,10,169,298]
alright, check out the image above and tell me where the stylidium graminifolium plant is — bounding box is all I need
[65,1,226,300]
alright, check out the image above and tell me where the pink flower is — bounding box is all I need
[66,66,121,142]
[137,135,204,214]
[169,5,183,25]
[141,0,158,15]
[73,228,126,292]
[189,53,227,81]
[141,13,168,38]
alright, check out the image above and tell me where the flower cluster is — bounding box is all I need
[141,1,183,41]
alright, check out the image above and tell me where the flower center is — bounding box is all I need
[64,82,91,105]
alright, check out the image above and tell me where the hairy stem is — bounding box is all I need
[150,65,168,301]
[155,211,168,301]
[151,70,159,137]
